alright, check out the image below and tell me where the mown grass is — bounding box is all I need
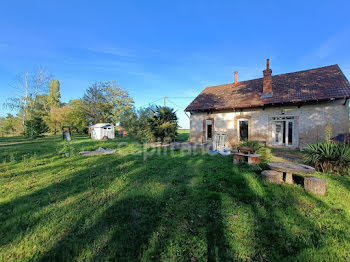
[1,135,350,261]
[175,129,190,142]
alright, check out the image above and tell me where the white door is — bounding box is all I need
[273,121,284,146]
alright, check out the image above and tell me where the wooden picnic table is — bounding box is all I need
[267,162,315,184]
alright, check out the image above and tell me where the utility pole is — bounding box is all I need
[163,96,166,107]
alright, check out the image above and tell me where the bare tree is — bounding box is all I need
[4,72,29,134]
[4,66,50,138]
[27,66,50,138]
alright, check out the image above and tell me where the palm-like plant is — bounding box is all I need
[148,106,178,143]
[306,142,350,174]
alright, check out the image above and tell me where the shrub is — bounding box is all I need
[60,141,76,157]
[256,147,272,163]
[239,140,272,163]
[238,140,261,150]
[305,142,350,174]
[24,117,49,138]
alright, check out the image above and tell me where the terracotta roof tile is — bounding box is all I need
[185,64,350,111]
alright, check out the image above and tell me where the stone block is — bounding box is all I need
[261,170,283,184]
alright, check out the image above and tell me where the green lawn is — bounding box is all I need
[175,129,190,142]
[1,135,350,261]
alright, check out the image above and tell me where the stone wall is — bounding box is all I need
[189,99,349,149]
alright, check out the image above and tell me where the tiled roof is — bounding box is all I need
[185,64,350,111]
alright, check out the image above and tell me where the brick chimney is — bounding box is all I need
[262,58,273,96]
[234,71,238,84]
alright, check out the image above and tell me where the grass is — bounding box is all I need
[175,129,190,142]
[1,135,350,261]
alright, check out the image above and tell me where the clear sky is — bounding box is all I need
[1,0,350,128]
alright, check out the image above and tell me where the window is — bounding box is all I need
[288,121,293,145]
[206,120,213,140]
[238,119,249,141]
[271,116,295,146]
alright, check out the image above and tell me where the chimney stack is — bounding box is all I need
[262,58,273,96]
[234,71,238,84]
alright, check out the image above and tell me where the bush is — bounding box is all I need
[256,147,272,163]
[60,141,76,157]
[238,140,261,150]
[24,117,49,138]
[305,142,350,174]
[239,140,272,163]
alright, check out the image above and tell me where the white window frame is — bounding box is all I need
[271,116,295,147]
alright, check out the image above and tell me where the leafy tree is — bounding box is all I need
[103,81,134,123]
[3,114,16,135]
[48,79,61,108]
[49,106,73,134]
[24,117,49,138]
[120,106,155,142]
[0,117,5,136]
[120,106,178,143]
[82,82,134,125]
[82,84,112,124]
[148,106,178,142]
[119,108,138,136]
[68,99,88,126]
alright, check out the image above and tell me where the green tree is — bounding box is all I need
[120,106,155,142]
[82,84,112,124]
[103,81,134,124]
[148,106,178,142]
[24,116,49,138]
[120,106,178,143]
[82,82,134,125]
[48,79,61,108]
[68,99,88,127]
[3,114,21,135]
[0,117,5,136]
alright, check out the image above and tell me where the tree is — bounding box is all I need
[82,84,112,124]
[48,79,61,108]
[48,106,73,134]
[24,117,49,138]
[3,114,21,135]
[0,117,5,136]
[68,99,89,127]
[82,82,134,125]
[120,106,178,143]
[4,67,50,138]
[4,73,29,135]
[27,66,51,139]
[148,106,178,142]
[120,106,155,142]
[103,81,134,123]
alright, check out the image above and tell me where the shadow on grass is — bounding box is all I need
[1,146,350,261]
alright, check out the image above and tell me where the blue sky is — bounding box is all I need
[1,0,350,128]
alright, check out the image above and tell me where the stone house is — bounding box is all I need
[185,59,350,149]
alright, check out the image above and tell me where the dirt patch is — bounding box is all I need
[271,149,306,164]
